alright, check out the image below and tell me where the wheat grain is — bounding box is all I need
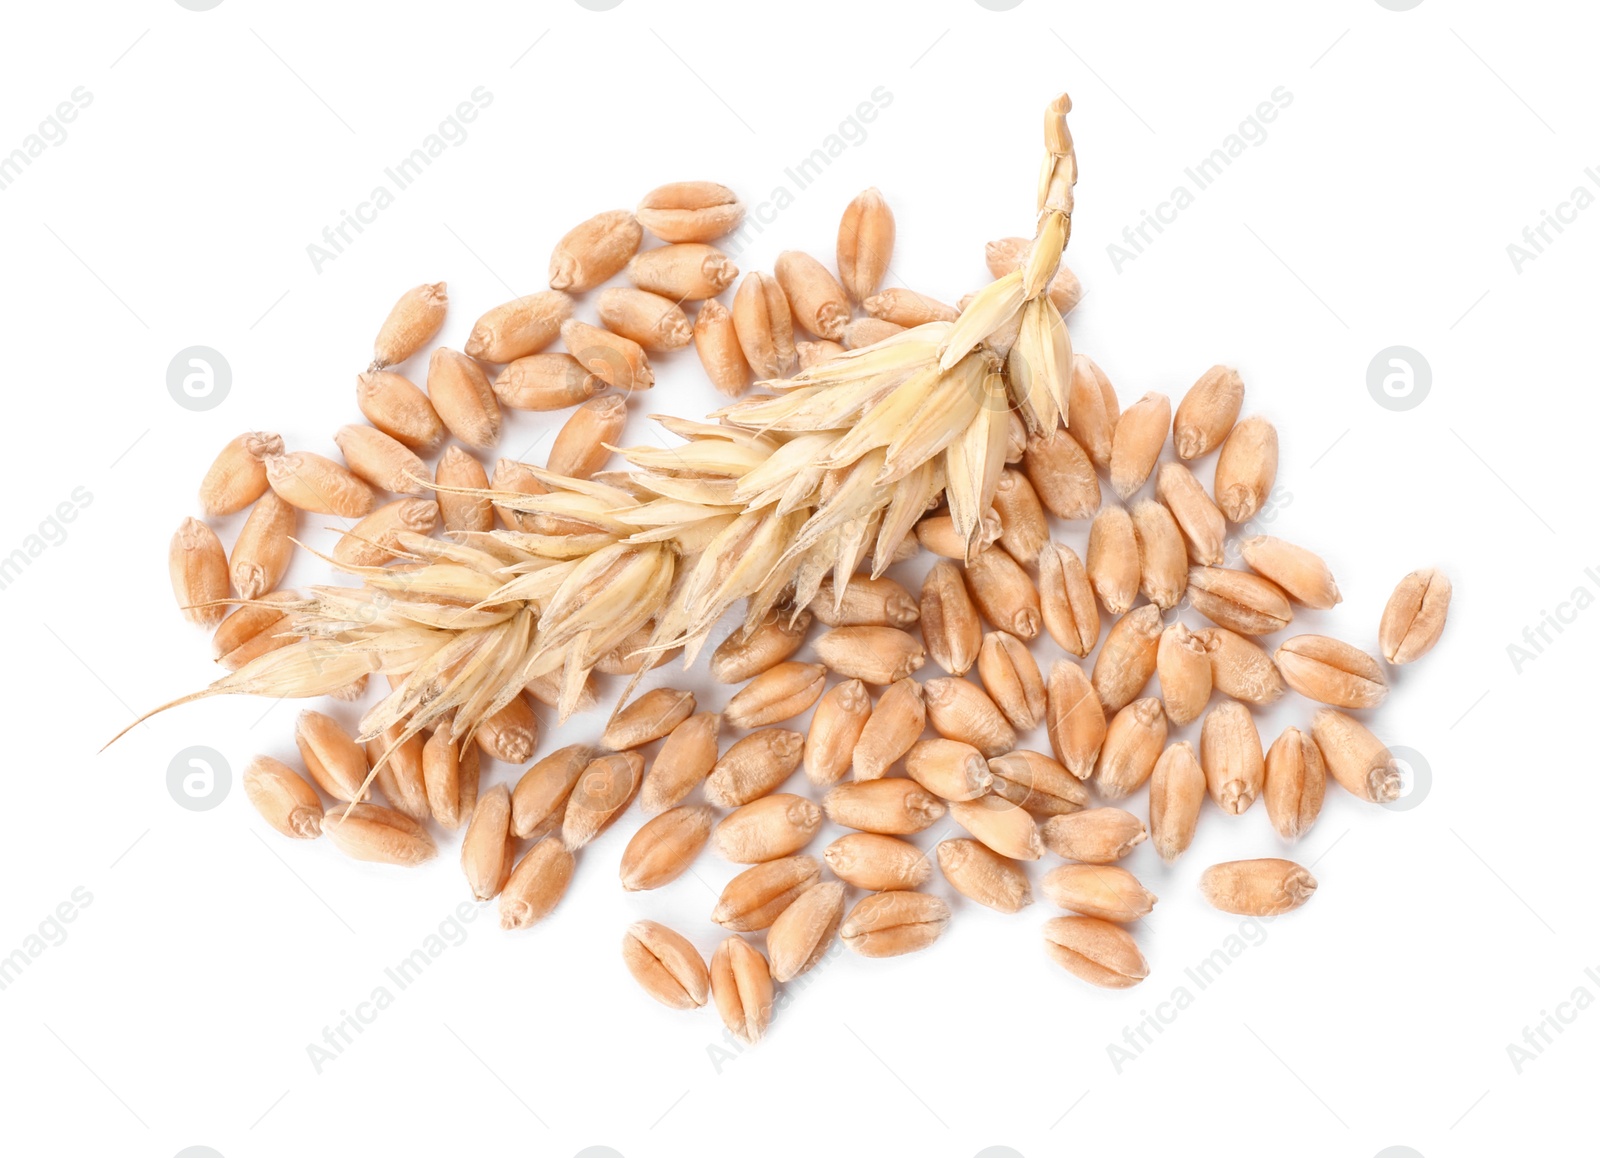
[1310,709,1402,803]
[357,370,444,449]
[1213,414,1278,523]
[491,352,605,412]
[1109,392,1171,500]
[465,291,573,364]
[1173,365,1243,460]
[630,243,737,300]
[823,779,945,835]
[705,729,804,808]
[461,784,514,900]
[243,756,323,839]
[712,794,822,863]
[1199,859,1316,916]
[710,936,773,1045]
[1156,621,1211,726]
[692,299,750,398]
[837,188,895,302]
[731,271,797,379]
[839,891,949,958]
[724,662,826,728]
[1090,604,1162,711]
[1148,742,1203,862]
[937,838,1033,913]
[823,833,931,891]
[619,804,714,891]
[769,882,847,980]
[711,856,822,931]
[711,612,812,684]
[637,181,745,242]
[170,517,229,626]
[373,283,447,369]
[986,750,1087,817]
[639,713,718,815]
[1379,568,1451,664]
[1042,916,1148,988]
[499,838,574,930]
[323,803,437,866]
[852,677,924,781]
[1200,701,1264,815]
[622,920,709,1009]
[1094,698,1168,800]
[1275,635,1388,709]
[1194,626,1285,705]
[199,432,282,516]
[427,348,502,449]
[1086,505,1139,616]
[1041,808,1147,864]
[1041,864,1156,922]
[549,211,641,292]
[1263,727,1325,840]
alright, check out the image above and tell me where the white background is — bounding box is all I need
[1,1,1594,1156]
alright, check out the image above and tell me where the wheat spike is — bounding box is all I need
[114,94,1079,749]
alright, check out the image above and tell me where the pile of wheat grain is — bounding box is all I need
[152,94,1449,1045]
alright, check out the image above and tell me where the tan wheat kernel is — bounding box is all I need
[549,210,641,292]
[500,839,574,930]
[199,432,282,516]
[1042,916,1148,988]
[769,881,847,980]
[824,834,931,891]
[243,756,323,839]
[938,839,1033,913]
[640,714,718,815]
[840,891,950,958]
[710,936,773,1045]
[622,920,709,1009]
[837,187,895,303]
[1200,701,1264,815]
[774,250,850,339]
[1042,808,1148,864]
[853,678,925,780]
[711,856,823,931]
[712,794,823,862]
[170,517,229,626]
[1263,727,1326,840]
[1041,864,1156,922]
[692,299,750,397]
[1200,859,1316,916]
[630,243,738,300]
[636,181,745,242]
[619,805,714,891]
[804,679,871,787]
[1379,568,1451,665]
[373,282,447,369]
[1173,365,1243,459]
[426,348,502,449]
[465,291,573,363]
[1149,742,1204,862]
